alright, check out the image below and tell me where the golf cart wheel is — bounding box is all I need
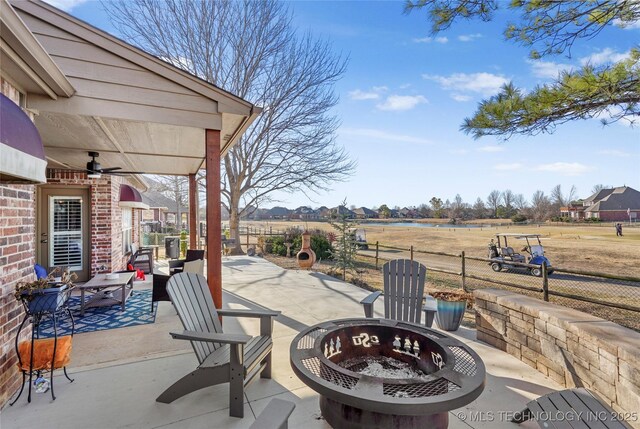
[531,267,542,277]
[491,262,502,272]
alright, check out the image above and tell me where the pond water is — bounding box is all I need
[364,222,488,229]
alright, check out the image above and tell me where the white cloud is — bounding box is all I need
[341,128,434,145]
[613,18,640,30]
[478,145,504,153]
[580,48,631,66]
[348,90,380,100]
[348,86,388,101]
[423,72,508,97]
[451,94,472,102]
[43,0,87,11]
[535,162,593,176]
[413,36,448,44]
[458,33,482,42]
[494,163,523,171]
[376,95,427,111]
[527,59,573,79]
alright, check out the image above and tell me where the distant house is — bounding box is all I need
[352,207,378,219]
[266,206,291,220]
[141,189,188,228]
[582,186,640,221]
[291,206,320,220]
[317,206,331,219]
[561,186,640,221]
[330,205,356,219]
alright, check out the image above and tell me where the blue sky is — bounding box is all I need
[51,0,639,209]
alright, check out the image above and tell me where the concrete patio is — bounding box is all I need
[1,256,561,428]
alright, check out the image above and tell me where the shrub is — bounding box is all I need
[179,230,188,257]
[310,234,332,260]
[511,213,528,223]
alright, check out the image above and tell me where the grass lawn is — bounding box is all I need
[241,220,640,277]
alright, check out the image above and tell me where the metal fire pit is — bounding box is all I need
[290,318,485,429]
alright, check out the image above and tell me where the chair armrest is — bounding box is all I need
[360,291,382,305]
[217,309,281,318]
[169,259,186,269]
[249,398,296,429]
[218,309,280,337]
[170,330,251,345]
[423,296,438,312]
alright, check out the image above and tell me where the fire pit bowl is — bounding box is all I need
[290,318,485,429]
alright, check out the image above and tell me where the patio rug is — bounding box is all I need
[37,289,157,338]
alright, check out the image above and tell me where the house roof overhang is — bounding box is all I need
[7,0,261,177]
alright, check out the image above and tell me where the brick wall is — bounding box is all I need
[475,289,640,428]
[0,79,36,406]
[0,185,36,406]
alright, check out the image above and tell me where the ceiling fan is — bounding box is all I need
[84,151,144,178]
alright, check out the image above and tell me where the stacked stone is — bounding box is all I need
[474,288,640,428]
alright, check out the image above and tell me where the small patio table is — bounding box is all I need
[77,272,134,316]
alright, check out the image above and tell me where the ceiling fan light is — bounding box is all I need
[87,172,101,179]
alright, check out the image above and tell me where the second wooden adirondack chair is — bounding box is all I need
[156,273,280,418]
[360,259,428,324]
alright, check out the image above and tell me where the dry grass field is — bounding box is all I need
[241,220,640,277]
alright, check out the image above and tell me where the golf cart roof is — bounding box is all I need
[495,233,542,238]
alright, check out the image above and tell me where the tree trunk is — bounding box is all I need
[228,188,244,255]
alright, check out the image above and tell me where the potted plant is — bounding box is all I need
[428,289,474,331]
[14,268,76,314]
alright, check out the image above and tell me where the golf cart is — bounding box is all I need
[349,228,369,250]
[487,233,553,277]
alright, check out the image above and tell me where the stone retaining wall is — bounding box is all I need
[474,289,640,428]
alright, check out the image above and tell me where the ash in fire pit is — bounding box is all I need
[290,318,486,429]
[339,356,429,380]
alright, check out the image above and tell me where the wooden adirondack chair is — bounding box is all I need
[360,259,427,324]
[156,273,280,418]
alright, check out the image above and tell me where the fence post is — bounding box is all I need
[461,251,466,291]
[542,261,549,301]
[375,241,379,270]
[246,227,250,248]
[410,245,414,263]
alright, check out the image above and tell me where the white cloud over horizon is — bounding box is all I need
[535,162,593,176]
[44,0,87,11]
[413,36,449,44]
[580,48,631,66]
[376,94,427,111]
[423,72,509,97]
[528,59,573,79]
[458,33,482,42]
[340,127,434,145]
[348,89,380,100]
[613,18,640,30]
[597,149,634,157]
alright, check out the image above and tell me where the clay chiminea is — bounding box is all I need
[297,230,316,269]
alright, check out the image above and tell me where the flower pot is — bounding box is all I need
[21,284,68,314]
[435,299,466,331]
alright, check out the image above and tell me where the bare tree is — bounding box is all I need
[513,193,528,211]
[551,184,577,208]
[486,190,501,218]
[148,176,188,229]
[448,194,466,219]
[528,190,553,222]
[105,0,354,253]
[501,189,514,211]
[591,184,610,194]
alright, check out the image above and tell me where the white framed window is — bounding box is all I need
[50,196,83,270]
[122,208,133,253]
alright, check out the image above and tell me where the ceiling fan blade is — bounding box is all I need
[105,170,147,175]
[100,167,122,172]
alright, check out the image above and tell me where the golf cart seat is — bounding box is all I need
[504,247,515,256]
